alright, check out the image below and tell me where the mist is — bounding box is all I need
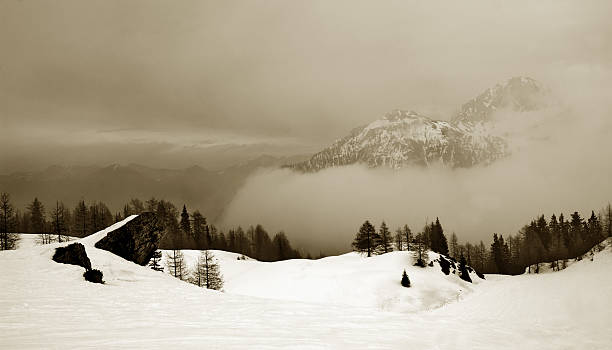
[222,71,612,253]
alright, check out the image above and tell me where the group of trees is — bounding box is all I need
[352,218,449,267]
[151,201,302,262]
[353,205,612,276]
[2,194,116,246]
[0,192,304,263]
[483,208,611,274]
[157,249,224,290]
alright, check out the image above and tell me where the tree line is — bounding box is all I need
[352,218,449,267]
[352,204,612,275]
[482,207,611,274]
[0,192,303,262]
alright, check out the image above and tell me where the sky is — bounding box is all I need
[1,0,611,172]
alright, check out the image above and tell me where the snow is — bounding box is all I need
[1,218,611,349]
[163,249,482,312]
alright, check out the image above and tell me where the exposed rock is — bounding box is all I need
[52,243,92,271]
[83,269,104,284]
[94,212,165,265]
[438,256,451,275]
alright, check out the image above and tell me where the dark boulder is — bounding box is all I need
[83,269,104,284]
[438,256,451,275]
[53,243,92,271]
[94,212,164,265]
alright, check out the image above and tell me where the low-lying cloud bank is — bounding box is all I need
[222,70,612,254]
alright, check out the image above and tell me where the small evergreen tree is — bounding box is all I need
[149,250,164,272]
[401,270,410,287]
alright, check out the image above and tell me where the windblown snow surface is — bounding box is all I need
[1,216,611,349]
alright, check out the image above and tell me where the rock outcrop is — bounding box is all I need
[94,212,164,266]
[52,243,92,271]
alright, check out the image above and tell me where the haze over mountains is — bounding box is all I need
[291,77,547,172]
[0,155,306,222]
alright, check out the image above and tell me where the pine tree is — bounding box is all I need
[73,200,89,237]
[272,231,295,260]
[394,228,404,251]
[429,218,449,255]
[604,203,612,238]
[352,220,379,257]
[165,249,186,280]
[401,270,410,287]
[403,225,413,251]
[28,198,45,232]
[149,250,164,271]
[190,250,223,290]
[450,232,459,259]
[51,201,69,243]
[378,221,393,254]
[0,192,19,250]
[191,210,208,249]
[413,232,429,267]
[180,205,191,236]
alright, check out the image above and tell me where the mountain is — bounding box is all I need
[0,155,308,222]
[290,77,547,172]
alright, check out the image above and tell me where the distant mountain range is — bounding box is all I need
[289,77,547,171]
[0,155,308,222]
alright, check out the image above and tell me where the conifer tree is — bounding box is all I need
[378,221,393,253]
[413,232,429,267]
[28,197,48,243]
[73,200,89,237]
[149,250,164,271]
[394,228,404,251]
[403,225,413,251]
[0,192,19,250]
[165,249,186,280]
[401,270,410,287]
[190,250,224,290]
[51,201,69,243]
[450,232,459,259]
[352,220,379,257]
[180,205,191,236]
[191,210,208,248]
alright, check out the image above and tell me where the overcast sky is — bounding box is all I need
[1,0,611,172]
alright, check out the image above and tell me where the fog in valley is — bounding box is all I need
[222,71,612,252]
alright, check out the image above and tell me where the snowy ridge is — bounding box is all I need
[1,230,611,348]
[163,248,482,312]
[290,77,545,172]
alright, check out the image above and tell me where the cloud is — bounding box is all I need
[221,70,612,253]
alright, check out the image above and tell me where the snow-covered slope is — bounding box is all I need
[163,249,482,312]
[290,77,546,171]
[1,224,611,349]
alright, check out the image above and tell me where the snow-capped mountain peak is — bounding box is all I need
[289,77,546,172]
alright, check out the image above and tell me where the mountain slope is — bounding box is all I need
[290,77,546,172]
[1,225,610,348]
